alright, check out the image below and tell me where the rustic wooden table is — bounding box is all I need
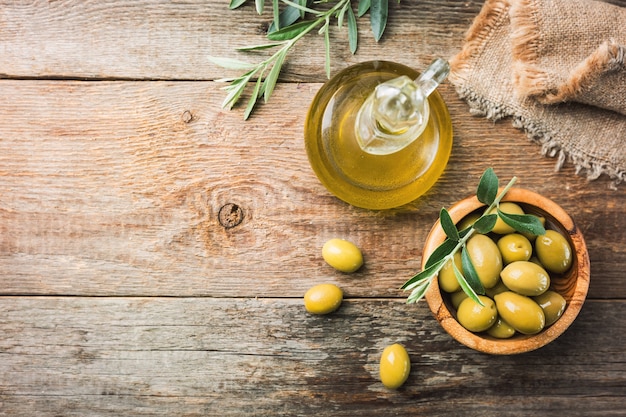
[1,1,625,416]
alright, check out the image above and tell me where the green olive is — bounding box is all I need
[438,252,462,293]
[465,234,503,289]
[484,279,509,298]
[450,290,469,309]
[487,318,516,339]
[488,202,525,234]
[379,343,411,389]
[497,233,533,264]
[494,291,545,334]
[535,230,573,274]
[322,238,363,273]
[533,290,567,326]
[456,295,498,332]
[500,261,550,296]
[304,283,343,314]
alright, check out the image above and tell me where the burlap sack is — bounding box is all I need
[449,0,626,184]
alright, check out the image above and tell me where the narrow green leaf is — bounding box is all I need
[208,56,256,70]
[473,213,498,234]
[244,73,264,120]
[263,51,286,102]
[267,20,314,41]
[337,3,347,27]
[370,0,388,42]
[499,211,547,236]
[401,258,445,290]
[255,0,264,14]
[358,0,371,16]
[406,279,432,304]
[424,238,457,269]
[347,4,358,54]
[229,0,248,9]
[272,0,280,30]
[440,208,460,242]
[477,167,499,205]
[236,42,285,51]
[460,247,486,295]
[452,261,484,306]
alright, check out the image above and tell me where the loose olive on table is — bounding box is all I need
[379,343,411,389]
[322,238,364,273]
[304,283,343,315]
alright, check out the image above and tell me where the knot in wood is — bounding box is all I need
[181,110,193,123]
[218,203,244,229]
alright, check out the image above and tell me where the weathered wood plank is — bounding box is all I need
[0,80,623,298]
[0,0,484,80]
[0,297,624,416]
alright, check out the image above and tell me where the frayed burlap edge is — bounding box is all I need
[510,0,626,107]
[454,84,626,187]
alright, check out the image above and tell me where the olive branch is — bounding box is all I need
[402,168,547,305]
[210,0,399,119]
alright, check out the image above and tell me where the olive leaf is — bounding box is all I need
[370,0,388,41]
[424,238,457,269]
[401,258,447,291]
[440,208,460,242]
[358,0,371,16]
[472,213,497,234]
[477,167,499,205]
[499,211,546,236]
[460,247,486,296]
[452,260,483,306]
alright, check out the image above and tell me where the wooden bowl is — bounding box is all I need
[423,188,590,354]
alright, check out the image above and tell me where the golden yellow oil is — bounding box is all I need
[305,61,453,209]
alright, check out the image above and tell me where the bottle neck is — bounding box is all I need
[355,59,450,156]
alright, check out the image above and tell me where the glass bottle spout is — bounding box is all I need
[355,58,450,155]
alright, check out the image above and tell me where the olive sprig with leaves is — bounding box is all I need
[210,0,398,119]
[402,168,547,305]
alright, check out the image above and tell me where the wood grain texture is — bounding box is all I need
[0,297,624,416]
[1,0,625,416]
[0,80,624,298]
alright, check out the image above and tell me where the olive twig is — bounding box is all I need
[401,168,546,305]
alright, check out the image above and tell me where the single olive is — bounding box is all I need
[535,230,573,274]
[456,295,498,332]
[500,260,550,296]
[304,283,343,315]
[465,234,503,289]
[533,290,567,326]
[497,233,533,264]
[487,317,516,339]
[379,343,411,389]
[438,252,462,293]
[494,291,545,334]
[484,279,509,298]
[450,290,469,309]
[322,238,363,273]
[488,202,525,234]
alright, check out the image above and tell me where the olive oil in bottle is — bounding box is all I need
[304,60,453,209]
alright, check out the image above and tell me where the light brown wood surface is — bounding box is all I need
[1,1,625,416]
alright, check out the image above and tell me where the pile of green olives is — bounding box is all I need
[439,203,573,338]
